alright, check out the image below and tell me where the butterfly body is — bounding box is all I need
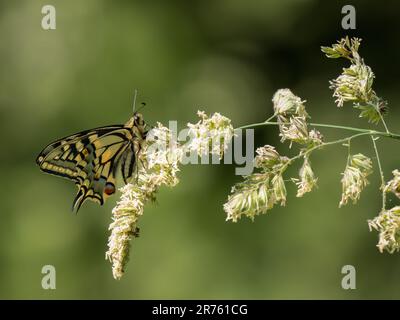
[36,112,147,212]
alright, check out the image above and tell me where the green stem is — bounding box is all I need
[279,131,372,172]
[264,113,277,123]
[370,136,386,210]
[378,114,390,134]
[373,101,390,134]
[237,121,400,141]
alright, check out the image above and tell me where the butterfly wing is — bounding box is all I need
[36,125,136,212]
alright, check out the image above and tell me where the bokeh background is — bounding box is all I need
[1,0,400,299]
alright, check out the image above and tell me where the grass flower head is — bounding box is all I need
[369,206,400,253]
[187,111,234,159]
[339,153,373,207]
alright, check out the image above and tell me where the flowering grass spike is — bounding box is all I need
[339,154,373,207]
[106,37,400,279]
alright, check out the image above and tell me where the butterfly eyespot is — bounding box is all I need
[104,182,115,195]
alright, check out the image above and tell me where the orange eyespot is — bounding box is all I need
[104,182,115,195]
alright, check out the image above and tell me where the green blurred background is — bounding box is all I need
[1,0,400,299]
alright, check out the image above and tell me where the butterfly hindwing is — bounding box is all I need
[71,130,133,212]
[37,125,137,212]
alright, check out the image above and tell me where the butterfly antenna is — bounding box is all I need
[132,89,138,114]
[136,102,147,113]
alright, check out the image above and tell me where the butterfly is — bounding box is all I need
[36,110,148,213]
